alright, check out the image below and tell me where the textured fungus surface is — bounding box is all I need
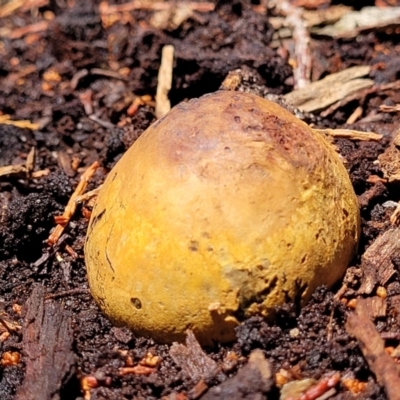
[85,91,360,345]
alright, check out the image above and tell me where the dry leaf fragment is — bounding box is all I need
[283,66,373,113]
[312,6,400,38]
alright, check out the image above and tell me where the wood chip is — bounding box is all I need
[201,349,273,400]
[0,164,28,178]
[380,104,400,113]
[358,181,387,209]
[220,70,243,91]
[283,66,373,113]
[363,296,387,319]
[346,106,363,124]
[0,147,49,179]
[390,295,400,317]
[7,20,49,39]
[57,151,76,177]
[155,45,174,119]
[169,330,217,383]
[270,5,352,47]
[99,1,214,14]
[303,5,351,27]
[0,0,48,18]
[150,3,195,30]
[75,186,102,204]
[25,147,35,173]
[378,128,400,183]
[358,228,399,294]
[0,114,39,130]
[314,128,383,142]
[0,311,22,334]
[119,365,156,376]
[322,80,400,119]
[47,161,99,246]
[15,284,75,400]
[312,6,400,39]
[346,299,400,400]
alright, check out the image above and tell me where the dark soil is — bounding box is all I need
[1,0,400,399]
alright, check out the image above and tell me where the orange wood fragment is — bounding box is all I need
[47,161,99,246]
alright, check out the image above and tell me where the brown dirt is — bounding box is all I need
[1,0,400,399]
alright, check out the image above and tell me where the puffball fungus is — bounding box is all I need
[85,91,360,345]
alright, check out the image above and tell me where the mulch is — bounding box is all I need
[2,0,400,399]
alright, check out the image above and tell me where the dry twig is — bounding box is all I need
[314,128,383,142]
[155,45,174,118]
[0,147,50,179]
[45,289,90,300]
[89,115,115,130]
[119,365,156,375]
[75,186,103,204]
[127,95,154,116]
[273,0,311,89]
[0,114,39,130]
[390,206,400,225]
[0,0,48,18]
[99,1,214,14]
[7,20,49,39]
[47,161,100,246]
[346,106,363,124]
[380,104,400,113]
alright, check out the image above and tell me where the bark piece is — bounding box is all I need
[358,181,387,209]
[201,349,273,400]
[358,228,399,294]
[170,330,217,383]
[390,295,400,316]
[15,284,75,400]
[346,299,400,400]
[283,66,373,113]
[379,129,400,183]
[363,296,387,319]
[312,6,400,39]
